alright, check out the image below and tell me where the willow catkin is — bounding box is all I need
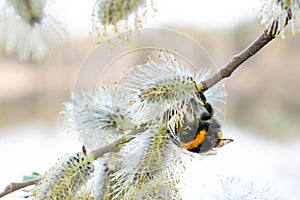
[92,0,156,44]
[95,0,145,26]
[115,51,226,125]
[95,125,184,199]
[33,153,95,200]
[0,0,65,61]
[7,0,46,24]
[62,86,134,151]
[259,0,300,36]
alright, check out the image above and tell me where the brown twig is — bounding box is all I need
[200,30,275,91]
[0,178,39,198]
[91,136,133,159]
[91,124,146,159]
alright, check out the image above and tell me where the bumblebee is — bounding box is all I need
[169,85,233,154]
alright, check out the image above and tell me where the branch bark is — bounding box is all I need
[0,179,39,198]
[200,30,275,91]
[91,124,146,159]
[91,136,132,159]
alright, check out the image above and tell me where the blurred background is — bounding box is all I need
[0,0,299,199]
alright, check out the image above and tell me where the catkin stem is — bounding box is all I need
[91,137,130,159]
[91,124,146,159]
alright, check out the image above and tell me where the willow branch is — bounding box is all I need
[0,178,39,198]
[200,30,275,91]
[91,135,133,159]
[91,124,146,159]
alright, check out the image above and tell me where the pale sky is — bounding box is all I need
[56,0,261,37]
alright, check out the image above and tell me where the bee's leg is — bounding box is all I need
[201,102,214,120]
[193,81,214,117]
[200,149,218,156]
[193,81,207,103]
[201,112,211,120]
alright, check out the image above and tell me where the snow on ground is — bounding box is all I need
[0,124,299,199]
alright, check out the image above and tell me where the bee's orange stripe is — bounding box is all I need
[181,130,207,150]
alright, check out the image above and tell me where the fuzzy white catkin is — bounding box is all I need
[115,51,226,125]
[94,0,145,25]
[7,0,46,23]
[62,86,134,151]
[33,153,94,200]
[259,0,300,36]
[94,125,184,199]
[0,0,65,61]
[92,0,156,44]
